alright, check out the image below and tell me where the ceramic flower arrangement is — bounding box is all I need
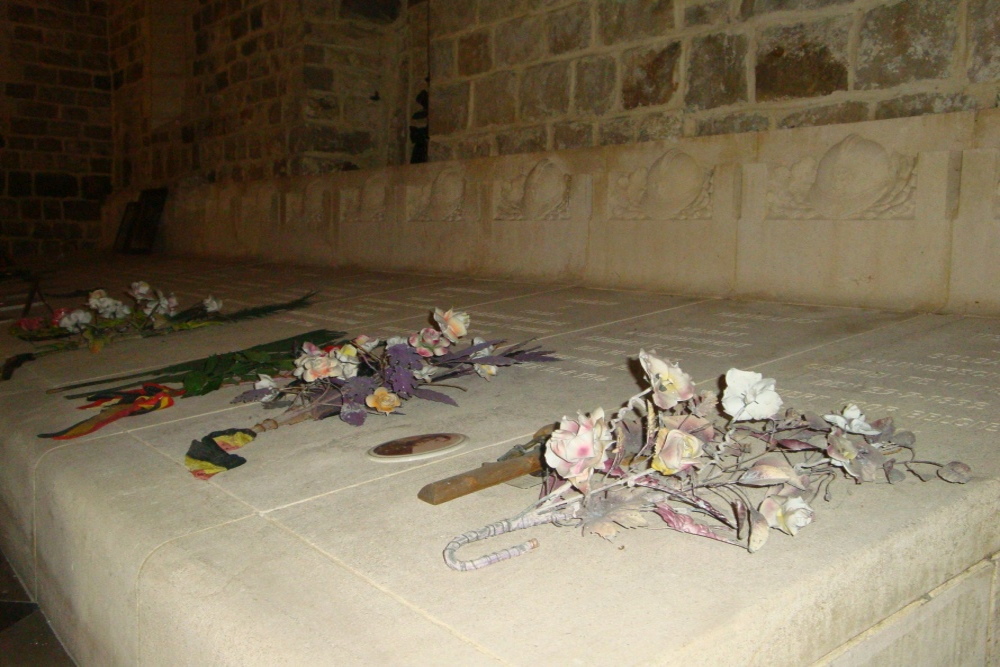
[443,351,971,571]
[5,281,313,379]
[184,308,555,477]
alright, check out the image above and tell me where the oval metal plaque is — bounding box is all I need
[367,433,467,462]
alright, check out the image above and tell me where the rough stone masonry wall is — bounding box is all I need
[426,0,1000,160]
[108,0,414,196]
[0,0,112,256]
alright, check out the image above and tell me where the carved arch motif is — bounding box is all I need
[497,158,572,221]
[767,134,916,220]
[611,149,713,220]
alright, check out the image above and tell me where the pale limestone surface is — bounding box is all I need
[154,110,1000,316]
[1,258,998,665]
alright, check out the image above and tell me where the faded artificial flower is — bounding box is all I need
[254,374,280,402]
[824,404,880,436]
[142,290,178,317]
[721,369,783,421]
[759,496,814,536]
[385,336,408,348]
[366,387,401,414]
[203,296,223,313]
[89,290,131,319]
[639,350,694,410]
[352,334,380,352]
[87,289,108,309]
[413,365,438,382]
[58,308,93,332]
[652,428,704,476]
[333,344,360,379]
[470,337,498,380]
[293,351,343,382]
[826,431,884,481]
[128,281,152,300]
[50,308,72,326]
[434,307,470,343]
[409,327,450,357]
[544,408,613,493]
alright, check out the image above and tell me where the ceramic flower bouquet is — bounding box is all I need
[443,351,970,571]
[185,308,555,477]
[5,281,313,379]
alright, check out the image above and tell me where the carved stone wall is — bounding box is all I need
[159,109,1000,314]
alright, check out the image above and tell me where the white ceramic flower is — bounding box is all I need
[90,294,130,319]
[254,374,279,402]
[58,308,93,332]
[352,335,380,352]
[824,404,880,436]
[639,350,695,410]
[434,307,470,343]
[129,281,152,300]
[203,296,223,313]
[471,337,498,380]
[333,344,360,379]
[721,369,783,421]
[759,496,814,536]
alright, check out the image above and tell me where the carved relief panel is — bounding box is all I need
[407,167,475,222]
[767,134,916,220]
[302,181,331,234]
[610,149,713,220]
[495,157,574,220]
[341,172,389,223]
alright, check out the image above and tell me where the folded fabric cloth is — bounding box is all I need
[184,428,257,479]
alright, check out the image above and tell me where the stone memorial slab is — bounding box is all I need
[136,517,498,664]
[32,435,254,666]
[2,256,998,665]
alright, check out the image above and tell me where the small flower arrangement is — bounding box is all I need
[5,282,315,380]
[11,281,223,349]
[185,308,555,477]
[443,351,971,571]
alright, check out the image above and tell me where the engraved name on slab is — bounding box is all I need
[496,157,573,221]
[611,149,713,220]
[767,134,916,220]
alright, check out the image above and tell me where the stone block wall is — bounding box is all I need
[109,0,415,194]
[0,0,112,256]
[426,0,1000,160]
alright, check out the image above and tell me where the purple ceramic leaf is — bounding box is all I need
[339,401,367,426]
[230,388,274,404]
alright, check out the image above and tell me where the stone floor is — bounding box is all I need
[0,549,73,666]
[0,255,997,665]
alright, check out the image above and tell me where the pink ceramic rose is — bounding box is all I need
[544,408,613,493]
[409,327,450,357]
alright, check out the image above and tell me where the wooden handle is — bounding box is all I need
[418,454,542,505]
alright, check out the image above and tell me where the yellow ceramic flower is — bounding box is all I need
[366,387,401,414]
